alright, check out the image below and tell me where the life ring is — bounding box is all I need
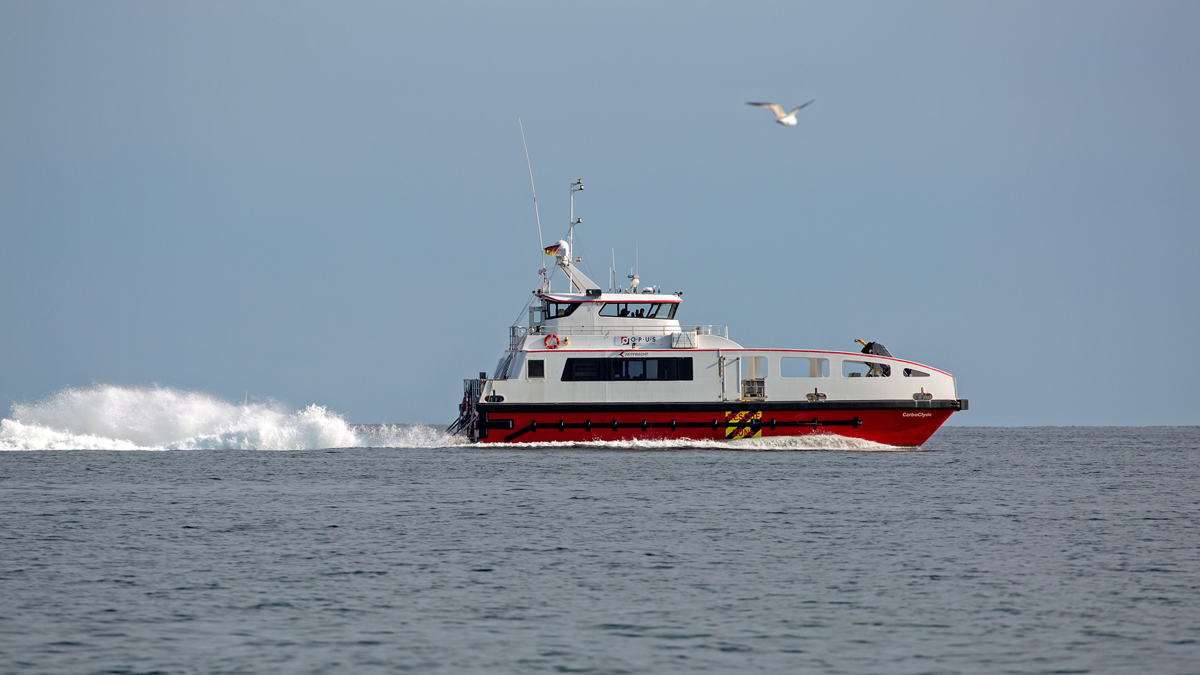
[544,334,561,349]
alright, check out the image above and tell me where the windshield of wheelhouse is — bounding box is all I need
[598,302,677,319]
[543,302,581,319]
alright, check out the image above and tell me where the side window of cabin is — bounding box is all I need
[612,359,646,380]
[780,357,829,378]
[527,359,545,379]
[546,302,580,319]
[598,303,678,319]
[903,368,930,377]
[678,357,693,379]
[562,359,601,381]
[561,358,693,381]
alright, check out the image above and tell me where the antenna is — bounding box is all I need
[519,119,546,290]
[627,240,641,293]
[568,179,583,293]
[569,179,583,251]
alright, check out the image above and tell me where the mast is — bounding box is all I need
[568,179,583,293]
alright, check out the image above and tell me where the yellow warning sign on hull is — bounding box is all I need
[725,410,762,439]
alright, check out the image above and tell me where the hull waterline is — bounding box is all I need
[473,400,965,446]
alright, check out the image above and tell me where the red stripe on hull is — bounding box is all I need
[478,408,955,446]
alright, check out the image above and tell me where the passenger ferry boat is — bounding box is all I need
[450,184,967,446]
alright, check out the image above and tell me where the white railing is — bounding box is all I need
[513,324,727,339]
[682,325,729,338]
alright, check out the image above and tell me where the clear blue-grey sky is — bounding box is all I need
[2,1,1197,426]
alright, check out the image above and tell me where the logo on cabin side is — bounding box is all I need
[618,336,660,346]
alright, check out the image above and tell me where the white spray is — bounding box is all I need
[1,385,463,451]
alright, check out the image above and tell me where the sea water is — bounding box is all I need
[1,387,1197,673]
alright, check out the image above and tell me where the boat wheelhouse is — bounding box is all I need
[449,187,966,445]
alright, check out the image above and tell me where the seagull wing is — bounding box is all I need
[787,99,815,116]
[747,102,786,119]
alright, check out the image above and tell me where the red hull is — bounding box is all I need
[472,403,963,446]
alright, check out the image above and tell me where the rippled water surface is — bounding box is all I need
[2,427,1198,674]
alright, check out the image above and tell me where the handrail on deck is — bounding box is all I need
[509,325,530,351]
[510,324,727,343]
[681,325,728,338]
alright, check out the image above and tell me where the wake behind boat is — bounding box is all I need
[450,182,966,445]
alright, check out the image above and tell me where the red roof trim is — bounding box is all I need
[537,294,681,304]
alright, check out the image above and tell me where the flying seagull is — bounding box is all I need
[746,100,815,126]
